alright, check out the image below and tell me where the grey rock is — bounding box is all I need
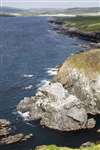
[0,119,33,145]
[0,133,33,145]
[81,141,94,147]
[17,49,100,132]
[17,82,95,131]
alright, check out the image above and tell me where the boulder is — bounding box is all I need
[17,82,95,131]
[0,119,33,145]
[0,133,33,145]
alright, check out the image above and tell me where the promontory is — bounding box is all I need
[17,48,100,132]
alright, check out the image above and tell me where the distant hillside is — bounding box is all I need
[28,7,100,15]
[64,7,100,14]
[0,7,23,13]
[0,7,100,16]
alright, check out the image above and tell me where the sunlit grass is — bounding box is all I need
[36,144,100,150]
[57,16,100,32]
[67,49,100,76]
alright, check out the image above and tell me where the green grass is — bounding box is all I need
[55,49,100,85]
[56,16,100,32]
[36,144,100,150]
[69,49,100,72]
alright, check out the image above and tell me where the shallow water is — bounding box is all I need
[0,16,96,150]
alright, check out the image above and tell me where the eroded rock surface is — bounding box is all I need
[0,119,32,145]
[54,49,100,115]
[17,82,95,131]
[17,49,100,131]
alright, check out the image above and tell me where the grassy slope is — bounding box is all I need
[36,50,100,150]
[55,48,100,86]
[36,144,100,150]
[68,49,100,74]
[56,16,100,32]
[36,16,100,150]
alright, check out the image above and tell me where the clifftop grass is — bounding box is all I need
[68,49,100,75]
[55,49,100,85]
[56,16,100,32]
[36,144,100,150]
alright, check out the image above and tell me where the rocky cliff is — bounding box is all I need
[54,49,100,115]
[17,49,100,132]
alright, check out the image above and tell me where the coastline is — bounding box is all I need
[0,15,100,150]
[16,16,100,149]
[17,49,100,149]
[49,16,100,44]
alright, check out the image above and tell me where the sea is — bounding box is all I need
[0,16,99,150]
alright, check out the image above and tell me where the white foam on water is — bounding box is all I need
[37,80,50,88]
[48,29,52,33]
[26,122,38,127]
[23,85,33,90]
[17,111,30,121]
[46,67,58,76]
[37,67,58,89]
[23,74,34,78]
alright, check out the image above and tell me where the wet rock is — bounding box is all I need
[0,133,33,145]
[81,141,94,147]
[86,118,96,129]
[0,119,11,137]
[97,129,100,133]
[90,43,100,48]
[0,119,10,127]
[0,119,33,145]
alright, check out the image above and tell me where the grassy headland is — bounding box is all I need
[54,16,100,32]
[52,16,100,42]
[63,16,100,32]
[67,49,100,74]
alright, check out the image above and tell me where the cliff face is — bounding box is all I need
[17,49,100,131]
[54,49,100,115]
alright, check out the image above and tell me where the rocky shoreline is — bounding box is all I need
[1,16,100,149]
[0,119,33,146]
[17,49,100,133]
[49,19,100,44]
[0,44,100,150]
[16,48,100,149]
[54,25,100,43]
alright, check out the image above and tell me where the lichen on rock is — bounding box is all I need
[17,49,100,132]
[54,49,100,115]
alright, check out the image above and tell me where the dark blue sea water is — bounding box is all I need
[0,16,99,150]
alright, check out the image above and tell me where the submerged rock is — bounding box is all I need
[17,49,100,131]
[0,119,33,145]
[0,133,33,145]
[0,119,11,137]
